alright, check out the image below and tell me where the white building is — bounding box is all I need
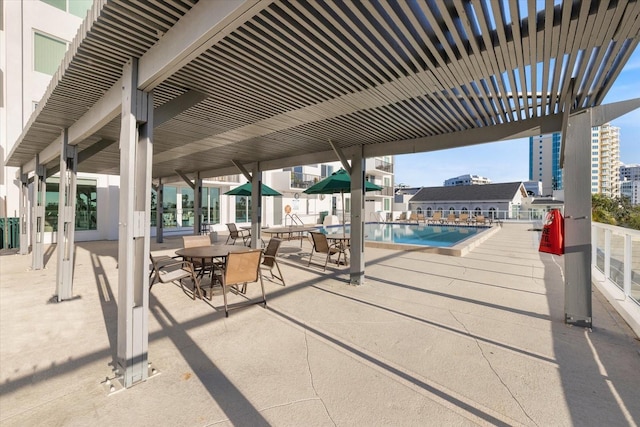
[591,123,621,198]
[0,2,393,247]
[620,180,640,205]
[620,164,640,181]
[443,174,491,186]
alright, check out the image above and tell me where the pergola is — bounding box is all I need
[6,0,640,388]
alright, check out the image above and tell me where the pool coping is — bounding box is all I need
[363,223,501,256]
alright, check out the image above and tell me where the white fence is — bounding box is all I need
[592,222,640,306]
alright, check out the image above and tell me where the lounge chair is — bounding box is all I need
[395,212,407,222]
[445,213,456,224]
[408,213,419,223]
[427,212,442,224]
[225,223,250,245]
[457,213,469,225]
[417,213,426,224]
[475,215,487,225]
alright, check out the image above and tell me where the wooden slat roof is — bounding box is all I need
[6,0,640,180]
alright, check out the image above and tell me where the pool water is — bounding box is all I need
[321,223,488,247]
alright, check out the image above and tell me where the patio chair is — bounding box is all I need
[261,238,285,286]
[308,232,343,271]
[457,213,469,224]
[395,212,407,221]
[408,213,419,223]
[417,213,426,223]
[475,215,487,225]
[182,235,218,278]
[219,249,266,317]
[149,254,203,300]
[225,223,250,245]
[446,213,456,224]
[149,254,179,285]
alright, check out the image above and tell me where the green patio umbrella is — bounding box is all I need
[303,169,382,234]
[224,182,282,197]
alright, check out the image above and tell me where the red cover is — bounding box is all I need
[539,209,564,255]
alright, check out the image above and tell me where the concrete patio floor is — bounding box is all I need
[1,223,639,426]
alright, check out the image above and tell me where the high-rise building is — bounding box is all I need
[591,123,621,198]
[529,125,621,198]
[443,174,491,186]
[529,132,562,196]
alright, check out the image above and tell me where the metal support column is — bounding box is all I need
[156,179,164,243]
[350,147,365,285]
[117,58,153,388]
[31,157,46,270]
[19,169,29,255]
[563,110,592,327]
[56,129,78,301]
[250,165,262,249]
[194,172,202,235]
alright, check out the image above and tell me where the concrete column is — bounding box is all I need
[19,169,29,255]
[251,165,262,249]
[117,58,153,388]
[194,172,202,235]
[156,179,164,243]
[563,110,592,327]
[56,129,78,301]
[31,157,46,270]
[350,147,365,285]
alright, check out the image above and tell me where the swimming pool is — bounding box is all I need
[321,222,496,256]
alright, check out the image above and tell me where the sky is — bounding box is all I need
[394,46,640,188]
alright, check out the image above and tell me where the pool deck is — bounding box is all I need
[1,223,639,426]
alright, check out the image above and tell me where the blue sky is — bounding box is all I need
[394,47,640,188]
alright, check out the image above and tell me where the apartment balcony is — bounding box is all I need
[366,158,393,174]
[290,171,322,189]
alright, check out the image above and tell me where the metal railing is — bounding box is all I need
[290,172,321,189]
[592,222,640,306]
[375,158,393,173]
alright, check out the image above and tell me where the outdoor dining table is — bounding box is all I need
[175,244,253,283]
[262,226,319,247]
[326,234,350,265]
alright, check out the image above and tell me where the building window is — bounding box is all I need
[383,198,390,211]
[426,207,432,216]
[41,0,93,18]
[44,178,97,231]
[34,32,67,75]
[488,207,497,218]
[474,207,482,216]
[235,196,250,223]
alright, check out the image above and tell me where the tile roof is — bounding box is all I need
[409,182,524,202]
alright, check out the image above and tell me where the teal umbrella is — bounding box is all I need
[224,182,282,197]
[303,169,382,234]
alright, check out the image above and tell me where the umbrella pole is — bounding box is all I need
[342,191,346,236]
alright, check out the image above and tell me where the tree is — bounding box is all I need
[591,194,640,230]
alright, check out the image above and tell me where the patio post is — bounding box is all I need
[156,178,164,243]
[250,166,262,249]
[117,58,153,388]
[194,172,202,235]
[31,155,46,270]
[19,168,29,255]
[563,109,592,327]
[350,147,365,285]
[55,128,78,301]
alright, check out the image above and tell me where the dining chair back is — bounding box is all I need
[220,249,266,317]
[261,238,285,286]
[182,235,210,248]
[308,232,342,271]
